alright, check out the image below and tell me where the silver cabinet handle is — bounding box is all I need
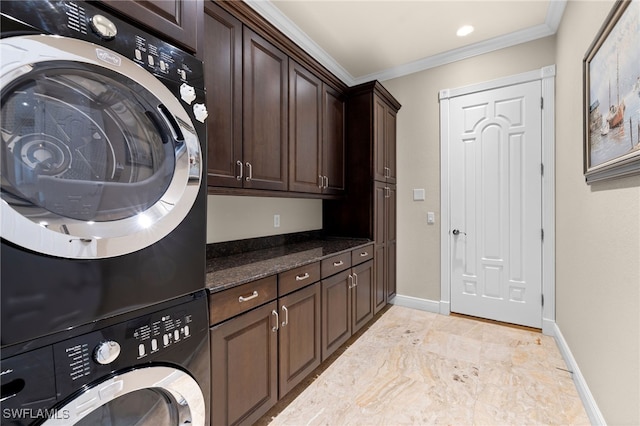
[271,310,279,332]
[245,162,252,181]
[353,272,358,287]
[281,305,289,327]
[236,160,243,181]
[238,291,258,303]
[333,260,344,267]
[359,251,369,257]
[323,176,329,188]
[384,166,391,178]
[385,187,390,198]
[348,274,354,289]
[295,272,310,281]
[318,175,323,189]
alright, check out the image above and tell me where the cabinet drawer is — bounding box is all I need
[279,262,320,296]
[352,244,374,265]
[209,276,277,325]
[321,252,351,278]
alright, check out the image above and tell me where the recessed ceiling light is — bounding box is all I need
[456,25,474,37]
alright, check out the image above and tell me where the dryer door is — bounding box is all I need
[41,366,205,426]
[0,35,202,259]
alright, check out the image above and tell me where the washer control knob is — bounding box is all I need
[94,341,121,365]
[90,15,118,40]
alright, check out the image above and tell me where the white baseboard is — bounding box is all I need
[552,323,606,426]
[389,294,440,314]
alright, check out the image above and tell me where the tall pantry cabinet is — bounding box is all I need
[324,81,400,314]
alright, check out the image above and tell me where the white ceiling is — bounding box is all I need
[245,0,566,86]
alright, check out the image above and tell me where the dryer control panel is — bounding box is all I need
[1,0,203,88]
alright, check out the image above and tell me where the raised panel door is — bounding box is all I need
[352,260,374,334]
[321,270,351,361]
[243,28,288,191]
[210,301,278,426]
[385,108,397,184]
[373,98,387,182]
[374,244,386,314]
[204,3,243,188]
[322,85,346,195]
[288,60,322,193]
[278,283,321,398]
[386,240,397,300]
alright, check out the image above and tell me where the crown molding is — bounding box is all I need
[244,0,567,86]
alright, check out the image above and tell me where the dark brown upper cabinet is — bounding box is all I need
[99,0,201,53]
[288,59,346,195]
[204,3,242,188]
[289,60,323,193]
[374,98,397,184]
[243,28,289,191]
[204,10,289,192]
[322,85,346,195]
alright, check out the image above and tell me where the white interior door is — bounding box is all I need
[448,80,542,328]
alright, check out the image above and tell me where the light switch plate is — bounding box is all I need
[427,212,435,224]
[413,189,425,201]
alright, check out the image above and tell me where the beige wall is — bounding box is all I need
[555,1,640,424]
[206,195,322,243]
[383,36,556,301]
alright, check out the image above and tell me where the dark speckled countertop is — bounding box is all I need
[206,237,372,294]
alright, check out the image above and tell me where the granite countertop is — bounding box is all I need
[206,238,372,294]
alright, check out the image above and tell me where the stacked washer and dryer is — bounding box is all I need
[1,1,210,424]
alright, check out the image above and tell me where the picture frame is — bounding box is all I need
[583,0,640,184]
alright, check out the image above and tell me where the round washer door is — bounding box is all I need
[41,366,205,426]
[0,35,202,259]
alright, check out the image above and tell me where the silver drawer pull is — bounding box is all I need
[333,260,344,267]
[238,291,258,302]
[271,310,279,332]
[359,251,369,257]
[295,272,310,281]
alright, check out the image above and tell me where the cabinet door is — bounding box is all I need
[386,240,397,300]
[322,85,346,195]
[373,97,387,182]
[278,283,321,398]
[374,181,386,244]
[99,0,200,52]
[374,244,387,314]
[204,3,243,188]
[210,302,278,426]
[288,60,322,193]
[352,260,374,334]
[385,108,397,184]
[321,270,351,361]
[243,28,288,191]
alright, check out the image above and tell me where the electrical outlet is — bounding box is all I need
[274,214,280,228]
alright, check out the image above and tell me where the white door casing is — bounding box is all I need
[440,66,556,333]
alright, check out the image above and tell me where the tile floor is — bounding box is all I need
[264,305,590,425]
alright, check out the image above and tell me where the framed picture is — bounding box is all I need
[583,0,640,183]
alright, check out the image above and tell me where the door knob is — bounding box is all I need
[452,229,466,236]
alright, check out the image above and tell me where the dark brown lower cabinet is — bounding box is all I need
[278,282,321,398]
[210,301,278,426]
[210,282,321,425]
[321,260,374,361]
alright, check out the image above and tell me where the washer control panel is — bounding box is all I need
[51,296,207,398]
